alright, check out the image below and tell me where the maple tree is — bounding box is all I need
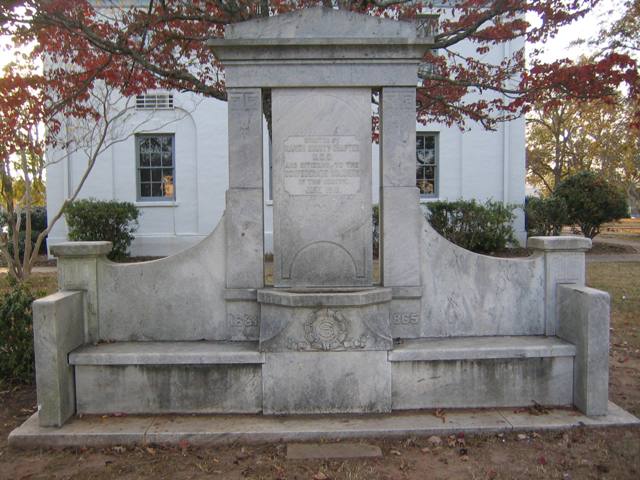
[0,0,639,280]
[2,0,638,128]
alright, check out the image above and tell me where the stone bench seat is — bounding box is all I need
[69,341,264,415]
[69,341,264,366]
[388,336,577,410]
[389,336,576,362]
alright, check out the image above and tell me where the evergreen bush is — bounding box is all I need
[554,172,629,238]
[426,199,518,253]
[525,195,569,236]
[65,199,139,260]
[0,282,35,384]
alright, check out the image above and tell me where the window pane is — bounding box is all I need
[150,153,161,166]
[416,133,437,196]
[425,136,435,149]
[149,137,161,153]
[137,134,175,200]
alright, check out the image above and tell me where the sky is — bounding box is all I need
[0,1,627,70]
[529,0,626,63]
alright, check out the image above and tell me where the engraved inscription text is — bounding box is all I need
[283,136,361,196]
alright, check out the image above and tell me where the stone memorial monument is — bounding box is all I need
[10,8,617,441]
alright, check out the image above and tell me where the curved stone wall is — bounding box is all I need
[420,215,545,337]
[96,217,227,341]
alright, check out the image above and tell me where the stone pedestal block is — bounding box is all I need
[33,291,85,427]
[51,241,112,342]
[262,351,392,414]
[558,285,610,416]
[528,236,591,336]
[258,288,392,352]
[259,288,392,414]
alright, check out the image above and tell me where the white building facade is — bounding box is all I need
[46,10,526,256]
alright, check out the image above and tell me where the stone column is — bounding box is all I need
[33,290,85,427]
[528,236,592,336]
[380,87,423,337]
[225,88,264,289]
[558,284,610,415]
[50,241,112,343]
[225,88,264,340]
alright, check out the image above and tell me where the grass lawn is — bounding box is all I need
[0,272,58,297]
[0,262,638,479]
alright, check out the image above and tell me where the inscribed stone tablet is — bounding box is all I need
[283,136,361,196]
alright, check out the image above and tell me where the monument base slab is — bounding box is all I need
[9,403,639,449]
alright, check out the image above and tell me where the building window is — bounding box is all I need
[416,132,438,197]
[136,134,175,200]
[135,93,174,110]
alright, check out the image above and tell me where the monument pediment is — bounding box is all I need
[226,7,416,41]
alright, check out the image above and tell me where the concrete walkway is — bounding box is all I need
[0,266,57,274]
[9,402,639,449]
[587,254,640,263]
[593,235,640,251]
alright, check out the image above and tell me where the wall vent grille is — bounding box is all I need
[136,93,174,110]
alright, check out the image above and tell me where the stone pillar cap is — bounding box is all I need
[50,241,112,258]
[528,236,592,252]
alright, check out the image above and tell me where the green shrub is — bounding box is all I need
[65,199,139,260]
[525,195,569,236]
[554,171,629,238]
[0,206,48,260]
[426,199,519,253]
[0,282,35,384]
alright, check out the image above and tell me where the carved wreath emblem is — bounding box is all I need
[304,309,349,351]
